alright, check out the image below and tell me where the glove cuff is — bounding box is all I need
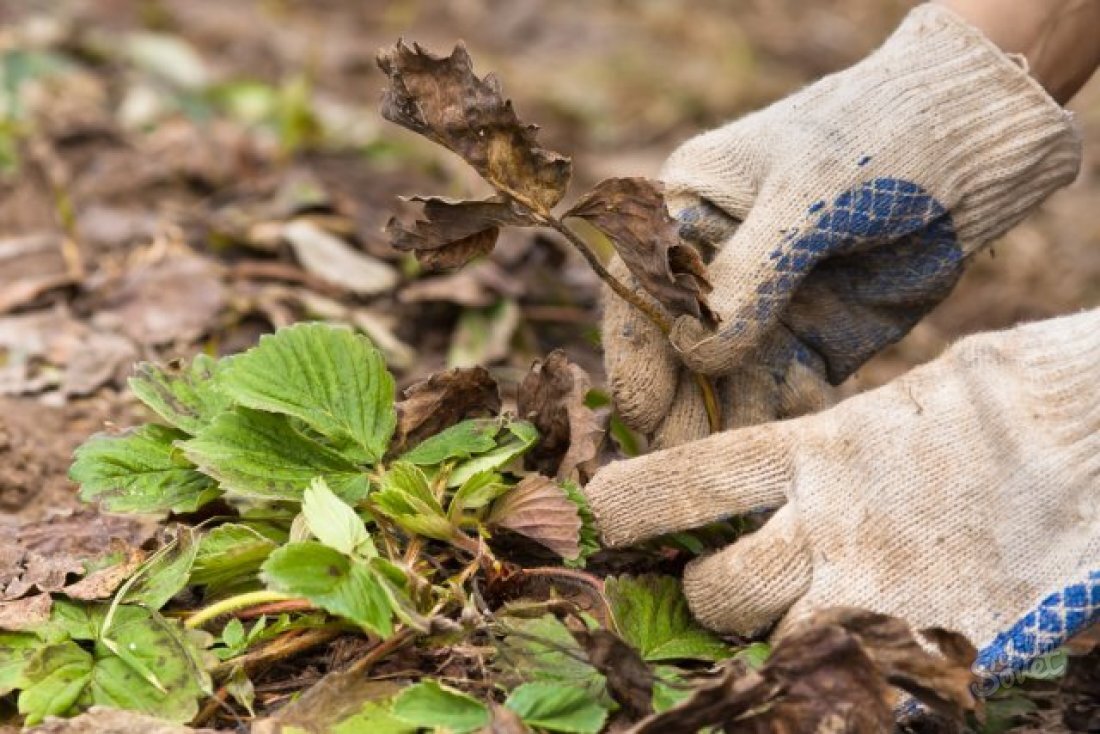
[872,4,1081,247]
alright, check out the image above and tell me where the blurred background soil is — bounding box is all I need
[0,1,1097,724]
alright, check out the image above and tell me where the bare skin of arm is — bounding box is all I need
[940,0,1100,103]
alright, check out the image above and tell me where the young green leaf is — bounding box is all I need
[391,679,490,733]
[302,478,375,557]
[128,353,232,435]
[448,471,510,520]
[487,475,582,560]
[373,462,455,542]
[71,425,220,514]
[217,323,396,463]
[191,524,280,592]
[504,682,609,734]
[332,699,417,734]
[605,575,730,663]
[734,642,771,671]
[400,418,500,466]
[261,542,393,638]
[181,408,369,502]
[449,420,538,487]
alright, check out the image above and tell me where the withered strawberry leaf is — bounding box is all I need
[517,350,603,483]
[626,607,977,734]
[487,475,582,561]
[386,195,534,270]
[377,40,571,212]
[393,366,501,451]
[566,177,716,325]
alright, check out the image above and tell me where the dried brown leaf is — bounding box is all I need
[485,704,531,734]
[387,195,532,270]
[517,350,603,482]
[488,475,582,560]
[572,628,655,721]
[377,40,572,211]
[0,593,52,632]
[566,177,716,325]
[627,607,977,734]
[393,366,501,450]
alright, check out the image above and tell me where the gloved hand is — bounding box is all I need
[587,309,1099,683]
[604,3,1081,447]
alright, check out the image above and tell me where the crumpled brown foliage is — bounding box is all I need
[0,509,152,610]
[487,475,582,560]
[573,627,655,721]
[627,607,978,734]
[566,177,716,325]
[377,40,571,212]
[393,366,502,450]
[516,350,603,482]
[386,195,532,270]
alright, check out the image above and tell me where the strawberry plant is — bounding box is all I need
[0,322,738,728]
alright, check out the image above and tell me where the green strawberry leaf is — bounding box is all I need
[392,680,489,733]
[449,420,538,487]
[401,418,500,465]
[505,682,608,734]
[0,632,40,696]
[605,575,731,663]
[128,353,232,435]
[218,322,396,463]
[261,542,393,637]
[302,477,375,558]
[448,471,510,520]
[181,407,369,502]
[120,526,199,610]
[191,523,280,592]
[373,462,456,542]
[18,604,211,726]
[71,425,220,514]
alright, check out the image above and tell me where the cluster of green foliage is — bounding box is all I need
[0,323,746,728]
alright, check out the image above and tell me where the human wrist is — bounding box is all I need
[936,0,1100,103]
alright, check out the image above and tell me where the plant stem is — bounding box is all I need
[344,627,416,676]
[211,625,343,677]
[535,213,722,433]
[185,590,301,629]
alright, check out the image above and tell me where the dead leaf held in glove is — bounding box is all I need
[377,40,572,212]
[517,350,603,482]
[566,177,716,325]
[386,195,533,270]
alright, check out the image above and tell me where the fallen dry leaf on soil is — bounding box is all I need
[399,259,524,308]
[517,350,603,482]
[393,366,502,450]
[25,708,220,734]
[90,250,227,347]
[565,177,716,325]
[387,195,534,270]
[627,607,977,734]
[487,475,582,560]
[283,218,398,296]
[377,40,571,212]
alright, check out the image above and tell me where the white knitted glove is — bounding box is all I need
[587,309,1099,685]
[605,3,1081,447]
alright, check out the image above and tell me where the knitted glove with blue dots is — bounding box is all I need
[604,3,1080,446]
